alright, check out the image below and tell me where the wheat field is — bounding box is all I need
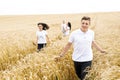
[0,12,120,80]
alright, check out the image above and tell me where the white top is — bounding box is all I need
[36,30,47,44]
[64,26,70,36]
[68,29,94,62]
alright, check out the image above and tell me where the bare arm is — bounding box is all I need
[46,35,50,43]
[92,41,106,53]
[59,42,72,57]
[36,36,38,44]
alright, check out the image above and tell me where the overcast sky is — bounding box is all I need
[0,0,120,15]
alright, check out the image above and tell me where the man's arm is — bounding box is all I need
[59,42,72,57]
[92,41,106,53]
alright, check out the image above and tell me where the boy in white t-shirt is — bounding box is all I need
[55,16,106,80]
[36,23,50,52]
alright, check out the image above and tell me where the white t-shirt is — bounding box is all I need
[65,26,70,36]
[36,30,47,44]
[68,29,94,62]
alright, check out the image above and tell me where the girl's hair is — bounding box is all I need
[67,22,71,30]
[37,23,49,30]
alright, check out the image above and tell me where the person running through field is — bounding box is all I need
[61,20,70,36]
[55,16,106,80]
[36,23,50,52]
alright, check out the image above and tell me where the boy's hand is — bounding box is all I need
[100,50,107,54]
[54,55,62,62]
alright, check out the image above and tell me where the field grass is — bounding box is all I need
[0,12,120,80]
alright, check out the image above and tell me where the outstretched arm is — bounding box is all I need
[92,41,106,53]
[59,42,72,57]
[36,36,38,44]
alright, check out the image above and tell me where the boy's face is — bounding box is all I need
[81,20,90,30]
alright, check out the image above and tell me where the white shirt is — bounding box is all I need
[68,29,94,62]
[65,26,70,36]
[36,30,47,44]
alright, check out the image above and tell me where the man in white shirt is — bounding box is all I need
[56,16,106,80]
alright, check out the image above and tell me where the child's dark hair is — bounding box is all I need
[81,16,91,21]
[67,22,71,30]
[37,23,49,30]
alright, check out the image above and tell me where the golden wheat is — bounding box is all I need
[0,12,119,80]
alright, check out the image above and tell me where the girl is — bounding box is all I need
[36,23,50,52]
[61,20,70,36]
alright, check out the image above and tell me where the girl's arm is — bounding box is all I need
[36,36,38,44]
[46,35,50,43]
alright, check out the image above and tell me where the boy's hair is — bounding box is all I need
[81,16,91,21]
[37,23,49,30]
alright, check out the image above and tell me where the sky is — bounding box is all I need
[0,0,120,15]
